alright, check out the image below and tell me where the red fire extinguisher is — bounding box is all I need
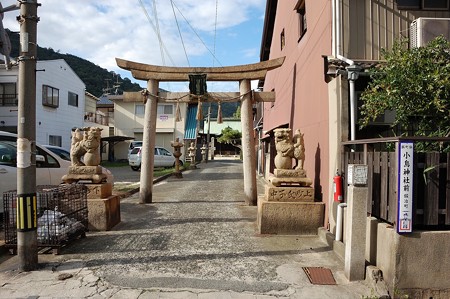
[333,171,343,202]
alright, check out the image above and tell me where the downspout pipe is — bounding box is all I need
[347,65,362,141]
[334,0,355,65]
[333,0,357,141]
[336,202,347,241]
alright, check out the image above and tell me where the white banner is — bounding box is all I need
[397,141,414,233]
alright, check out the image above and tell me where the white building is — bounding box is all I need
[0,59,85,150]
[109,93,188,160]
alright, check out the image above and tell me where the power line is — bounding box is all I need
[138,0,175,66]
[151,0,165,66]
[172,1,223,67]
[170,0,190,66]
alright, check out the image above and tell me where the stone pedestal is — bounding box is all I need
[257,170,324,235]
[265,184,314,202]
[257,196,324,235]
[85,182,120,231]
[87,195,121,231]
[86,183,113,199]
[62,166,107,184]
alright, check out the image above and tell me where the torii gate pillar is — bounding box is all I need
[139,79,159,203]
[240,79,257,205]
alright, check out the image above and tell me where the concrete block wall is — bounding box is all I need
[365,218,450,297]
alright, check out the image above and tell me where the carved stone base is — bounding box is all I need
[85,183,113,199]
[265,184,314,202]
[274,168,306,178]
[269,176,313,187]
[87,195,121,231]
[257,196,324,235]
[62,166,107,184]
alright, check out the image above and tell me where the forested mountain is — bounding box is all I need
[6,30,239,118]
[8,29,142,97]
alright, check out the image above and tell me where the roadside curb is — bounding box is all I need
[116,170,185,200]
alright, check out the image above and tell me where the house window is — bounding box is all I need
[422,0,449,10]
[68,91,78,107]
[135,104,145,115]
[280,29,286,50]
[157,104,173,115]
[42,85,59,108]
[295,0,307,41]
[396,0,450,10]
[49,135,62,147]
[0,83,17,106]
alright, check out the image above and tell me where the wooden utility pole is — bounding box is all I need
[17,0,39,271]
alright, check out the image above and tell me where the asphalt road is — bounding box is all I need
[108,164,142,183]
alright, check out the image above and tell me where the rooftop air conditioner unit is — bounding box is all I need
[410,17,450,47]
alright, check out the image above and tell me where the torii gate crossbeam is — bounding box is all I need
[116,57,285,205]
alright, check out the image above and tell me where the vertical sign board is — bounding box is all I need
[397,141,414,233]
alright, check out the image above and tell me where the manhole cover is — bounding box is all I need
[302,267,336,285]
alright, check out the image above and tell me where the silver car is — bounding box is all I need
[129,146,182,171]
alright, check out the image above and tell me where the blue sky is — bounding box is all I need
[2,0,266,92]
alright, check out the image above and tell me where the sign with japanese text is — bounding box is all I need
[397,141,414,233]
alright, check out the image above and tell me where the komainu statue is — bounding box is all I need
[71,127,102,166]
[62,127,107,184]
[271,128,311,186]
[274,128,305,171]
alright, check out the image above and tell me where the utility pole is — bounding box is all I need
[16,0,39,271]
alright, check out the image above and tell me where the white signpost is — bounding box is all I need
[397,141,414,233]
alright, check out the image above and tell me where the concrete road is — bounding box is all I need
[0,159,374,298]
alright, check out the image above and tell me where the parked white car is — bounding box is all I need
[43,144,113,184]
[128,141,142,160]
[128,146,183,171]
[0,131,70,215]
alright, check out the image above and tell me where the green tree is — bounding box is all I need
[217,126,242,145]
[233,105,241,119]
[360,36,450,137]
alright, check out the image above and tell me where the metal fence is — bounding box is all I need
[2,184,88,254]
[342,137,450,230]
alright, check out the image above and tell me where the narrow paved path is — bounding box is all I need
[0,160,373,298]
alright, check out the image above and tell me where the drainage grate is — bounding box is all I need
[302,267,336,285]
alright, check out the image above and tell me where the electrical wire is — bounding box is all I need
[152,0,166,66]
[138,0,175,66]
[171,0,190,67]
[172,1,223,67]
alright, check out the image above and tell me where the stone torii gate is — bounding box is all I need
[116,57,284,205]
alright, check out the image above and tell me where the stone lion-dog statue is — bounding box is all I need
[71,127,103,167]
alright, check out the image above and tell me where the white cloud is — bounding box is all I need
[1,0,265,91]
